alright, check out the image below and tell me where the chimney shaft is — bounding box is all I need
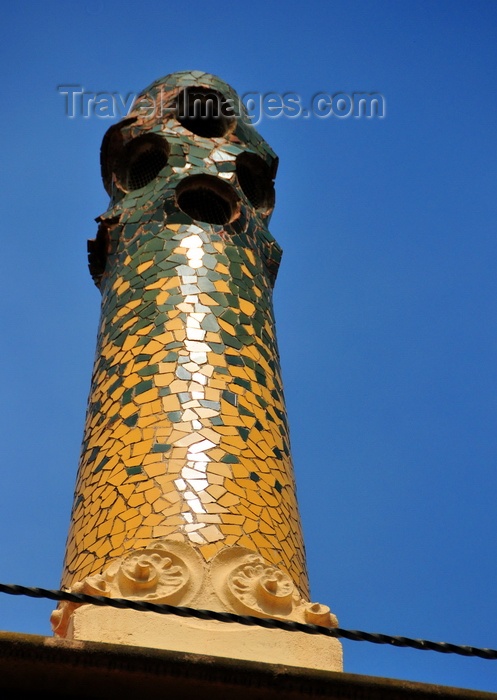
[52,71,342,671]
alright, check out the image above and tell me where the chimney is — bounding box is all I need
[51,70,342,671]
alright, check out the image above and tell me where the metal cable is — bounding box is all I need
[0,582,495,660]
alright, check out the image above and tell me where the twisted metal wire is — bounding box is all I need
[0,582,495,660]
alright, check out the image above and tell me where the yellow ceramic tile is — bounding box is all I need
[121,335,138,352]
[168,446,188,460]
[133,388,159,405]
[240,264,254,279]
[145,278,168,290]
[97,520,112,539]
[236,535,258,552]
[142,460,166,480]
[137,260,154,275]
[116,280,130,295]
[82,529,98,551]
[112,422,131,440]
[215,263,230,275]
[217,492,239,508]
[142,513,166,527]
[120,508,142,527]
[199,542,223,560]
[244,248,256,266]
[165,317,184,331]
[152,525,182,540]
[135,415,157,430]
[251,532,273,550]
[220,524,243,536]
[139,339,164,355]
[237,503,261,521]
[260,509,281,529]
[168,379,189,394]
[122,374,141,389]
[118,427,141,446]
[214,279,230,293]
[109,530,127,550]
[131,440,154,457]
[135,323,155,336]
[220,435,246,450]
[243,519,259,534]
[205,462,231,478]
[259,520,276,535]
[99,492,117,511]
[197,293,216,307]
[217,318,235,335]
[220,399,238,418]
[201,525,224,542]
[108,520,124,540]
[196,514,222,523]
[141,399,163,416]
[128,493,146,508]
[204,474,223,488]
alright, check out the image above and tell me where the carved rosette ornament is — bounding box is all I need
[51,540,203,637]
[210,547,338,628]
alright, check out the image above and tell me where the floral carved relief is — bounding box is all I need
[211,547,338,628]
[51,540,203,637]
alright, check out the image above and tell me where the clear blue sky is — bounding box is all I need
[1,0,496,693]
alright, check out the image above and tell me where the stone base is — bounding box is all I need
[53,541,343,672]
[68,606,343,671]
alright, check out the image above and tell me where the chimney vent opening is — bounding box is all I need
[176,175,239,225]
[176,88,234,138]
[236,152,275,214]
[117,134,169,192]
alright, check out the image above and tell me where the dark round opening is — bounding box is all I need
[236,152,275,213]
[176,88,234,138]
[118,134,169,191]
[176,175,239,225]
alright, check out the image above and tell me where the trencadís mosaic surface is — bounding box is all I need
[61,71,310,599]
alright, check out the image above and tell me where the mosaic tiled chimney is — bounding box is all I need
[51,71,342,670]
